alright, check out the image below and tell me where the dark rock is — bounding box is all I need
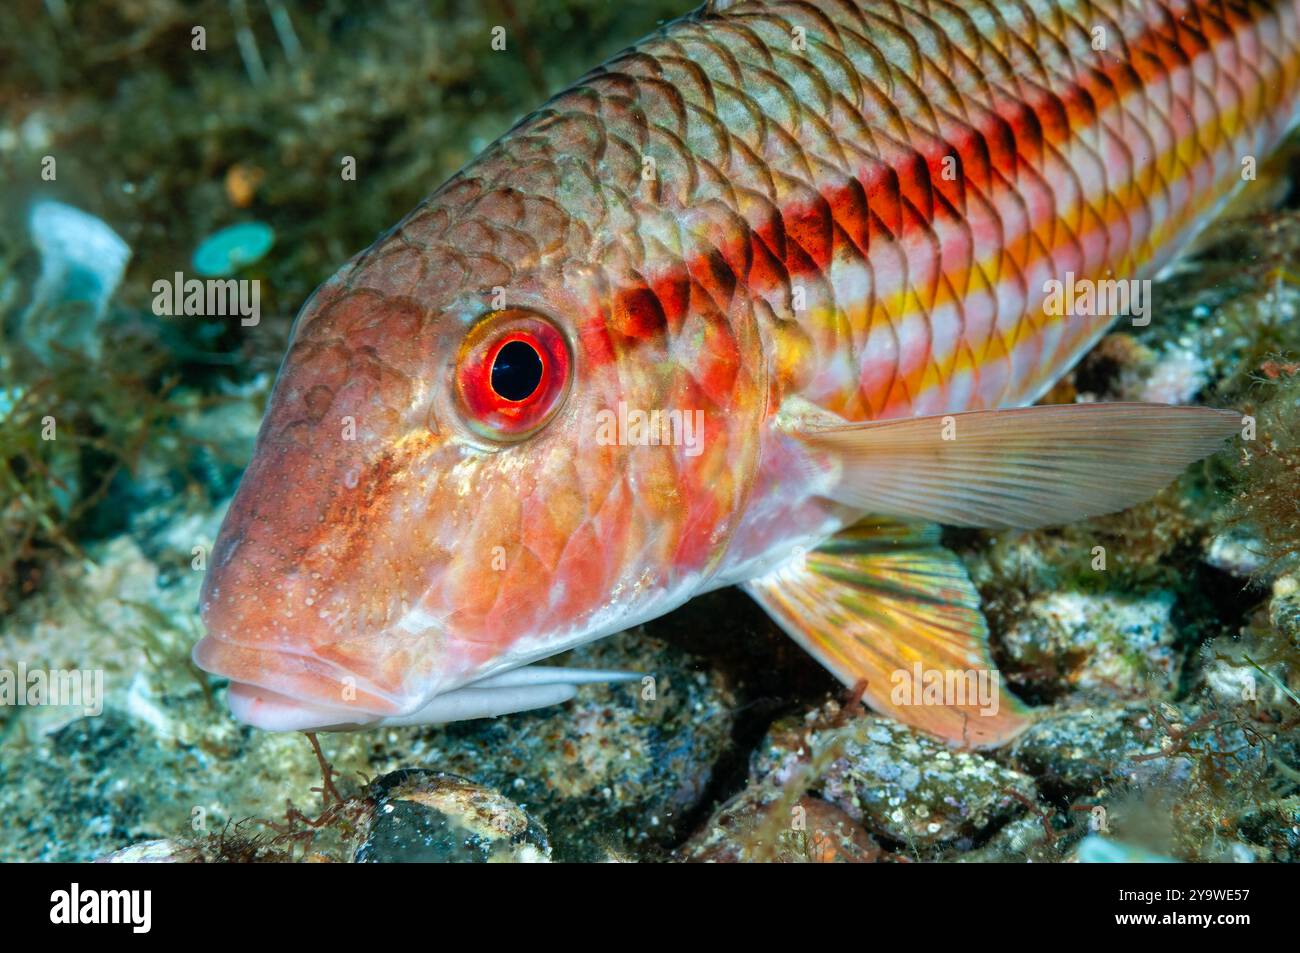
[1005,702,1250,793]
[368,630,737,861]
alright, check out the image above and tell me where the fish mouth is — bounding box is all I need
[193,634,638,731]
[192,635,408,729]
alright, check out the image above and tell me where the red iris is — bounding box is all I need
[455,310,571,440]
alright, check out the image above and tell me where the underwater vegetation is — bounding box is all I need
[0,0,1298,862]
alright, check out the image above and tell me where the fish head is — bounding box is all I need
[193,187,766,730]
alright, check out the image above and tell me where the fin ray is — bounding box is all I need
[744,519,1032,749]
[791,402,1239,529]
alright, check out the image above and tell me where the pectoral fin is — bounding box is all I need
[744,519,1030,749]
[787,401,1239,529]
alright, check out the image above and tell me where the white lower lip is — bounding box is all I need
[226,680,368,731]
[226,665,640,731]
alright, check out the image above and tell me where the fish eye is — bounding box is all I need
[491,339,544,401]
[455,309,571,441]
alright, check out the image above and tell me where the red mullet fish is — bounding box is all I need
[193,0,1292,746]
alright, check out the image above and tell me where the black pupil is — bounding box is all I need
[491,340,544,401]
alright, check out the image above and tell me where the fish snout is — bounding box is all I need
[191,630,411,731]
[194,392,429,729]
[197,540,422,729]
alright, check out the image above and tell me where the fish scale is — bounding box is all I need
[347,0,1300,423]
[195,0,1291,740]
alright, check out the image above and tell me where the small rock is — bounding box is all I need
[1197,579,1300,709]
[752,712,1037,850]
[1137,345,1210,405]
[1204,529,1272,580]
[951,815,1055,862]
[680,785,882,863]
[1271,578,1300,646]
[1199,656,1270,709]
[355,770,550,863]
[1006,702,1252,792]
[1236,798,1300,862]
[1000,590,1181,702]
[96,838,201,863]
